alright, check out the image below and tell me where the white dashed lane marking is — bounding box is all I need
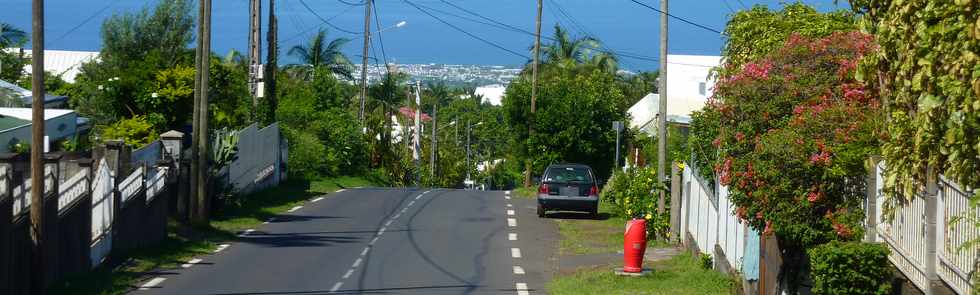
[238,229,255,237]
[330,282,344,292]
[361,247,370,256]
[507,203,513,207]
[181,258,202,268]
[513,266,525,275]
[511,248,522,258]
[352,258,363,268]
[138,277,167,290]
[508,218,517,227]
[370,237,379,245]
[287,206,302,212]
[312,196,324,202]
[509,233,517,241]
[343,269,354,279]
[505,196,511,199]
[516,283,529,295]
[214,244,230,253]
[507,210,515,216]
[337,189,346,193]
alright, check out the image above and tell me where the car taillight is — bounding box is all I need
[538,184,549,194]
[589,185,599,197]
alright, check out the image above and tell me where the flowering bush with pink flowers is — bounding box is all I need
[712,32,882,248]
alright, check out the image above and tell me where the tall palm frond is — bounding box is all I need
[288,28,354,80]
[0,23,27,47]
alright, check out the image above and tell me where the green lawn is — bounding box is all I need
[547,253,735,295]
[555,200,670,255]
[49,176,376,295]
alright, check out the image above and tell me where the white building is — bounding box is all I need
[0,108,78,152]
[474,84,506,106]
[4,49,99,83]
[628,54,721,135]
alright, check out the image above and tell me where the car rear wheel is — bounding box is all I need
[537,204,546,217]
[590,206,599,218]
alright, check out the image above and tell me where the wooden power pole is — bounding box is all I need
[30,0,46,292]
[192,0,212,224]
[266,0,278,121]
[358,0,372,122]
[525,0,542,188]
[249,0,262,119]
[656,0,669,216]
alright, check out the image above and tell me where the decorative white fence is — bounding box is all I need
[871,162,978,294]
[681,162,756,275]
[90,158,114,266]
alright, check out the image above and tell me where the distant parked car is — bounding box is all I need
[536,164,599,217]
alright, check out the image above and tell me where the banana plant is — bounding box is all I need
[209,128,240,177]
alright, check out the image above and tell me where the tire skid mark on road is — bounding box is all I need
[331,189,433,293]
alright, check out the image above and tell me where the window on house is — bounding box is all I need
[698,82,707,95]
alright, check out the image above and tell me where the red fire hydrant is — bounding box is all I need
[623,218,647,273]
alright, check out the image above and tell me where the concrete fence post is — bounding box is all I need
[161,131,186,221]
[924,165,940,295]
[669,162,681,243]
[865,156,881,243]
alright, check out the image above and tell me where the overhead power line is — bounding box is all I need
[54,0,122,43]
[403,0,529,60]
[371,0,389,67]
[629,0,723,35]
[335,0,366,6]
[283,1,357,43]
[436,0,667,65]
[297,0,361,34]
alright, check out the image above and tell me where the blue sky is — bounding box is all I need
[2,0,851,71]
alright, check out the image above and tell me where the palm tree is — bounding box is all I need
[531,24,618,73]
[287,29,353,80]
[0,23,27,47]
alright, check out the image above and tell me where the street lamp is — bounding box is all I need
[359,20,408,123]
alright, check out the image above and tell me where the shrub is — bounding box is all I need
[282,126,327,179]
[699,253,713,270]
[713,32,880,248]
[808,241,891,295]
[98,115,159,147]
[601,167,669,238]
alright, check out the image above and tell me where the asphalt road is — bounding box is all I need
[134,188,558,295]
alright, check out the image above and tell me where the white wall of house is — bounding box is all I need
[0,108,77,152]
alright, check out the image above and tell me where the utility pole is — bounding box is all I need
[656,0,669,217]
[190,0,204,221]
[430,104,436,185]
[30,0,46,292]
[265,0,278,122]
[192,0,213,224]
[466,120,471,189]
[249,0,262,120]
[358,0,373,122]
[413,81,421,187]
[525,0,543,187]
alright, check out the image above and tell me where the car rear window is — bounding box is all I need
[544,167,593,184]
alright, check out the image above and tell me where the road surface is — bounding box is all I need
[134,188,558,294]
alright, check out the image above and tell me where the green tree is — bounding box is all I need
[287,29,354,80]
[0,23,27,82]
[721,2,856,72]
[503,68,627,181]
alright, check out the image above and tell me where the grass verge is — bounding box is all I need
[49,176,375,295]
[554,200,670,255]
[513,186,536,199]
[547,253,734,295]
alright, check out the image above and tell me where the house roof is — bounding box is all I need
[0,116,29,131]
[0,79,70,106]
[5,48,99,83]
[397,106,432,122]
[0,108,75,121]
